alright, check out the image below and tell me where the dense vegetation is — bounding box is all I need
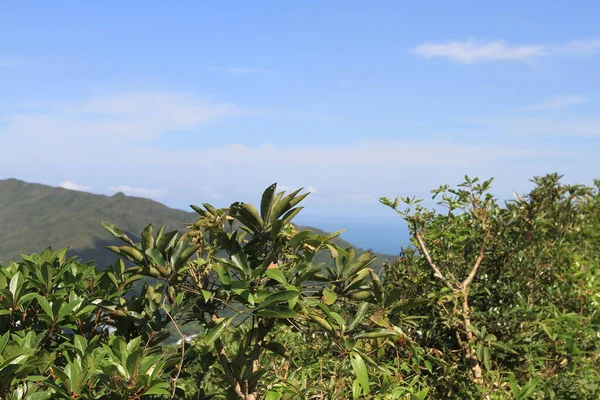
[1,174,598,399]
[0,179,388,270]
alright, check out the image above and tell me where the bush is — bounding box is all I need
[1,175,598,399]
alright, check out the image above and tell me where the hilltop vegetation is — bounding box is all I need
[1,175,598,399]
[0,179,391,268]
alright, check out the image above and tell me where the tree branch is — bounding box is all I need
[413,225,451,288]
[214,338,245,399]
[461,231,490,290]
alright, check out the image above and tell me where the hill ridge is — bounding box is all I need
[0,179,394,268]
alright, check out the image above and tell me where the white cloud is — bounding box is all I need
[1,91,251,142]
[1,90,594,216]
[346,192,376,202]
[414,39,600,63]
[108,185,167,198]
[58,181,91,191]
[130,140,554,170]
[460,116,600,138]
[224,67,279,75]
[414,41,546,63]
[518,95,587,111]
[558,39,600,55]
[279,185,317,194]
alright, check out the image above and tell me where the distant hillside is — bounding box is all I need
[0,179,395,268]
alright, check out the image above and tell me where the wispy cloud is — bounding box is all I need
[0,90,590,212]
[460,116,600,138]
[59,181,91,192]
[130,140,557,171]
[108,185,167,198]
[517,95,587,112]
[224,67,279,75]
[1,91,251,142]
[414,39,600,63]
[279,185,317,194]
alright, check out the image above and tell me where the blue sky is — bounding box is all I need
[1,1,599,251]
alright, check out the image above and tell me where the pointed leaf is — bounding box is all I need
[257,290,299,310]
[261,183,277,221]
[145,248,166,267]
[256,305,297,319]
[141,224,154,252]
[351,352,370,395]
[265,268,287,285]
[102,221,134,245]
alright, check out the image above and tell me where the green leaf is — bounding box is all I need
[390,298,429,312]
[36,295,54,319]
[322,287,337,305]
[213,263,232,289]
[261,183,277,222]
[256,305,297,319]
[170,238,192,271]
[117,246,145,264]
[483,346,491,370]
[325,244,339,259]
[205,316,234,345]
[74,335,87,355]
[257,290,299,310]
[102,221,134,245]
[290,230,312,248]
[424,359,433,373]
[369,270,383,303]
[141,224,154,252]
[265,267,287,285]
[348,302,370,331]
[9,271,24,300]
[342,251,376,279]
[237,203,264,231]
[176,244,199,271]
[264,342,289,358]
[384,287,404,308]
[57,299,82,320]
[354,329,397,340]
[271,188,304,220]
[265,391,283,400]
[156,230,178,253]
[145,248,166,267]
[307,313,334,332]
[233,289,255,306]
[411,388,430,400]
[190,204,206,216]
[350,352,370,395]
[0,331,10,353]
[202,202,218,215]
[144,383,171,396]
[229,240,251,278]
[484,333,497,343]
[280,207,303,226]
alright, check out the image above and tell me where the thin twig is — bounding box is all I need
[162,299,185,400]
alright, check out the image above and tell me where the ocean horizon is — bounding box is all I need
[297,216,409,255]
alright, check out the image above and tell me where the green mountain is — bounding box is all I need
[0,178,394,267]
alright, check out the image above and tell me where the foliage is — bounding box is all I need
[0,248,177,398]
[0,178,391,271]
[380,174,600,398]
[1,174,598,399]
